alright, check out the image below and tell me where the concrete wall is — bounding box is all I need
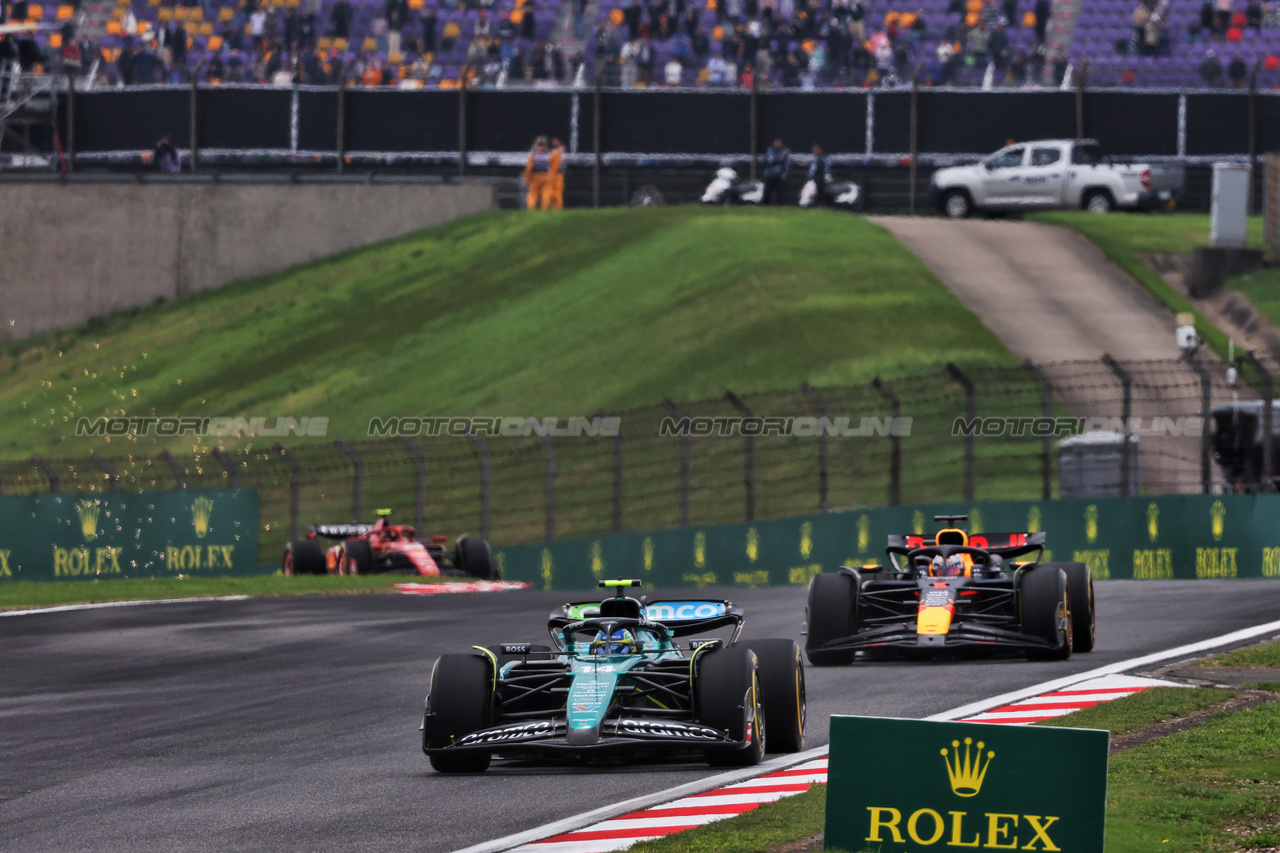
[0,179,496,342]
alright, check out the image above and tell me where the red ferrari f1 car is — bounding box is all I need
[282,509,495,579]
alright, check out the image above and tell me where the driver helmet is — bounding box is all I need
[593,628,636,656]
[941,554,966,577]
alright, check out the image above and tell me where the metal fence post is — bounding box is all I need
[542,426,556,541]
[65,73,75,172]
[31,454,58,493]
[1250,61,1260,214]
[946,362,975,501]
[465,430,491,542]
[593,65,602,208]
[1182,351,1213,494]
[908,79,919,215]
[1101,354,1134,497]
[749,73,758,181]
[399,435,426,532]
[1024,361,1054,500]
[160,450,187,490]
[273,443,300,542]
[725,390,755,523]
[1244,351,1274,487]
[336,65,348,173]
[189,68,199,173]
[90,452,118,493]
[458,70,468,177]
[214,447,239,488]
[597,409,623,532]
[662,399,691,526]
[336,438,363,522]
[872,377,901,506]
[801,382,829,513]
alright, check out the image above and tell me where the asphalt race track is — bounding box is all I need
[3,581,1280,852]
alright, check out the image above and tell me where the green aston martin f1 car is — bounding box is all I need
[421,580,807,773]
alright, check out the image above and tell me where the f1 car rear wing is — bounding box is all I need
[886,531,1047,558]
[547,599,745,639]
[310,524,374,539]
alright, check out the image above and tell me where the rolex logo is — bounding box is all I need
[191,497,214,539]
[1211,499,1226,541]
[746,527,759,563]
[77,500,101,541]
[942,737,995,798]
[1147,503,1160,543]
[800,522,812,559]
[857,514,870,553]
[1084,505,1098,544]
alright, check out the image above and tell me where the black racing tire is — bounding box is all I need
[283,539,325,576]
[1050,562,1096,653]
[340,539,373,575]
[750,638,806,754]
[941,189,973,219]
[1083,188,1115,213]
[805,572,856,666]
[456,536,496,580]
[1020,567,1072,661]
[696,646,765,767]
[424,653,494,773]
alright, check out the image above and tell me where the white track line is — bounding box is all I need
[0,596,252,617]
[455,616,1280,853]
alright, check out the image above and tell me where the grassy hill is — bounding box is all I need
[0,207,1018,460]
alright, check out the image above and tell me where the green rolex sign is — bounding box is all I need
[0,489,260,581]
[826,716,1108,852]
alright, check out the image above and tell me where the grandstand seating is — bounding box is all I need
[7,0,1280,89]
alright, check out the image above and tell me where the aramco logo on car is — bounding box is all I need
[825,716,1108,852]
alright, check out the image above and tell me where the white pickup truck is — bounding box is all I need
[928,139,1183,219]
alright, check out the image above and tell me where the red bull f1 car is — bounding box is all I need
[804,515,1095,664]
[421,580,807,773]
[282,509,494,579]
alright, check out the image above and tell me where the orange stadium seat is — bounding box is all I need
[56,4,73,19]
[207,34,223,49]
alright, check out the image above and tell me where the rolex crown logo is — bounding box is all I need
[942,737,995,798]
[191,497,214,539]
[1211,499,1226,541]
[77,500,101,541]
[1147,502,1160,543]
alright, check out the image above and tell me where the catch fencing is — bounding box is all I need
[0,355,1268,565]
[44,85,1280,171]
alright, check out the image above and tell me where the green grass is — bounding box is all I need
[1037,686,1236,736]
[0,573,417,610]
[625,684,1274,853]
[1222,264,1280,335]
[627,784,830,853]
[1199,640,1280,669]
[0,207,1018,460]
[1032,212,1265,362]
[1099,695,1280,852]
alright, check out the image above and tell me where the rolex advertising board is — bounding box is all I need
[494,493,1280,591]
[0,490,260,581]
[825,716,1109,853]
